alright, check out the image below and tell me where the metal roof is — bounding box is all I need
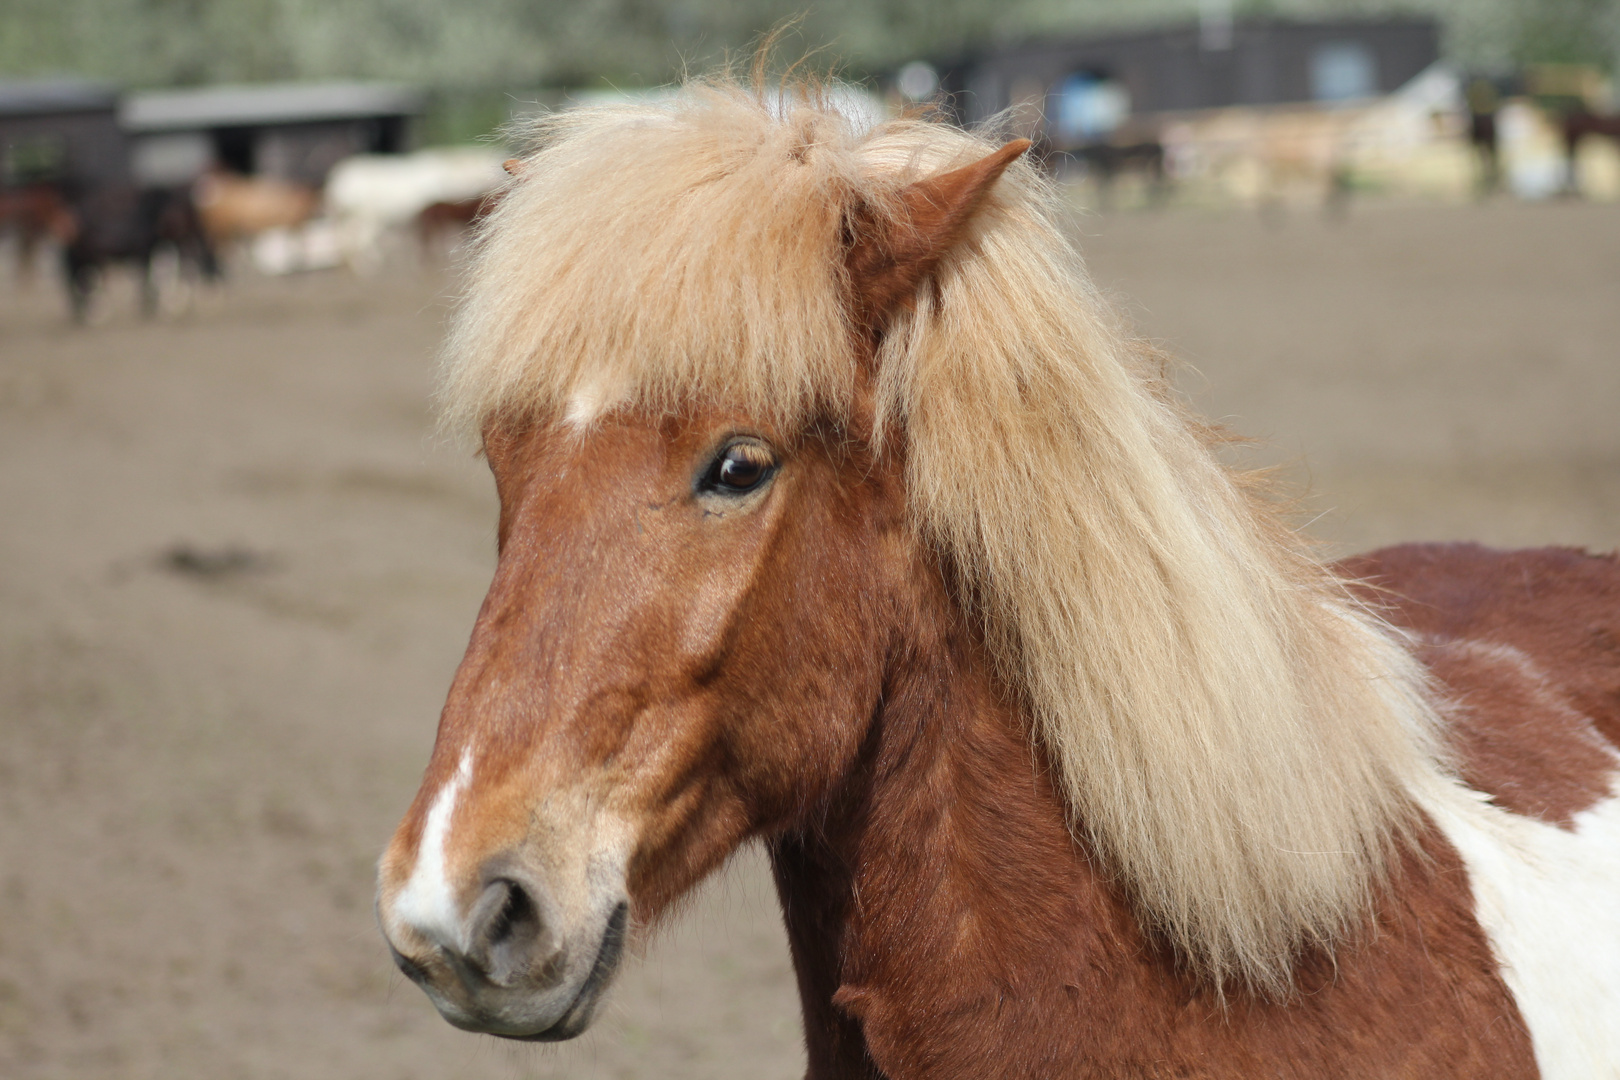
[0,79,120,118]
[121,81,425,132]
[950,14,1439,64]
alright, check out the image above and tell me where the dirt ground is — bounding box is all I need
[1,198,1616,1080]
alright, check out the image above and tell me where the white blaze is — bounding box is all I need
[392,748,475,952]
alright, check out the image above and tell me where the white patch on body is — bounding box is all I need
[1423,775,1620,1079]
[392,748,475,952]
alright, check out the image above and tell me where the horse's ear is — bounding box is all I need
[845,138,1031,338]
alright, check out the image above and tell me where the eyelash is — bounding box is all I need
[701,441,775,494]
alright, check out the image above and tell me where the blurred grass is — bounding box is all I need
[2,0,1614,141]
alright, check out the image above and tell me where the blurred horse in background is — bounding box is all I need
[327,148,505,272]
[54,183,217,323]
[1562,111,1620,198]
[415,191,503,261]
[0,183,77,285]
[193,169,320,249]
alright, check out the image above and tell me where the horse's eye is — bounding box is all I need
[703,441,775,494]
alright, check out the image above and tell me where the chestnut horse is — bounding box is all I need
[377,83,1620,1078]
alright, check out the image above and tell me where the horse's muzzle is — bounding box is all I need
[382,867,628,1040]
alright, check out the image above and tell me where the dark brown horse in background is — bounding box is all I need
[56,182,218,322]
[375,83,1620,1078]
[5,178,219,321]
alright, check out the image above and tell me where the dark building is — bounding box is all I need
[1,80,129,190]
[938,17,1440,139]
[121,82,425,187]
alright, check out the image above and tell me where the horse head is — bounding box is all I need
[375,104,1028,1039]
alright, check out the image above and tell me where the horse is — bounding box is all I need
[0,182,77,285]
[1561,111,1620,198]
[415,191,503,262]
[192,169,320,247]
[57,182,218,323]
[325,148,506,272]
[375,81,1620,1078]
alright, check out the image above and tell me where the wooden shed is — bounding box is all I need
[1,80,129,191]
[935,17,1440,145]
[121,82,424,187]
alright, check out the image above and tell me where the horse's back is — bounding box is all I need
[1344,543,1620,822]
[1342,544,1620,1077]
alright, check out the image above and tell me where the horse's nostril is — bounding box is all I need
[489,880,539,954]
[467,877,554,987]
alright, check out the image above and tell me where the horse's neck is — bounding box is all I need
[769,600,1154,1078]
[766,584,1535,1080]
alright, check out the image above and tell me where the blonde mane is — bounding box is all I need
[440,79,1445,993]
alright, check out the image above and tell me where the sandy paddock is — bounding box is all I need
[1,198,1616,1079]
